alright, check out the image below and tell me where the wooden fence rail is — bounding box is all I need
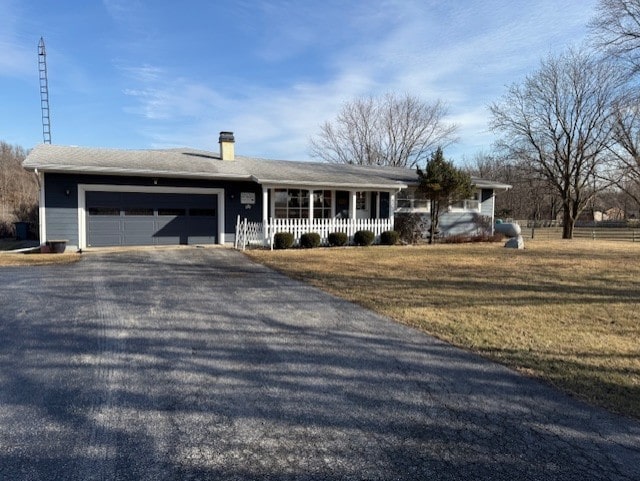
[517,225,640,242]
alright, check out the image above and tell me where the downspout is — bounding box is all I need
[34,169,46,245]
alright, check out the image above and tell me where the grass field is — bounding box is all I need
[245,240,640,419]
[0,252,81,266]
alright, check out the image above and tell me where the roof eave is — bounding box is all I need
[22,164,252,181]
[256,177,408,190]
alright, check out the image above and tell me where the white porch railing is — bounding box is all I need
[235,216,394,250]
[234,217,264,250]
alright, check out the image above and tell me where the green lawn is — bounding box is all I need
[246,240,640,419]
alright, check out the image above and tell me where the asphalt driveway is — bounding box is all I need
[0,248,638,480]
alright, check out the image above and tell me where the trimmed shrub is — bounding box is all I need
[299,232,321,248]
[353,230,375,246]
[380,230,399,245]
[328,231,348,247]
[394,213,425,244]
[273,232,294,249]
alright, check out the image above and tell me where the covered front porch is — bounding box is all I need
[236,186,399,249]
[258,186,398,224]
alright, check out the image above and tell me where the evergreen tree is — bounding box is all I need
[417,148,473,244]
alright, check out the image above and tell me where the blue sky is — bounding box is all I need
[1,0,597,162]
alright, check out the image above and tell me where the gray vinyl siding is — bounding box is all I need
[438,212,478,236]
[439,190,495,236]
[480,189,494,218]
[43,173,263,245]
[44,174,79,246]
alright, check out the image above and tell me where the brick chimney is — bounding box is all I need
[219,131,235,161]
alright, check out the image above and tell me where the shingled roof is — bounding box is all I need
[23,144,511,191]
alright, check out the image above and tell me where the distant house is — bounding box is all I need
[22,132,511,249]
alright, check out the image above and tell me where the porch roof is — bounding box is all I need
[23,144,511,191]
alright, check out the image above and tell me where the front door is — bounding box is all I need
[356,191,370,219]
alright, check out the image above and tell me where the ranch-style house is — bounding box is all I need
[22,132,511,250]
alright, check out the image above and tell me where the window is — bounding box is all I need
[124,208,153,216]
[396,189,430,211]
[190,208,216,217]
[313,190,332,219]
[88,207,120,216]
[451,191,480,211]
[274,189,309,219]
[158,208,186,216]
[356,192,367,210]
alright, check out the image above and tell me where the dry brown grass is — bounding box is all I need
[245,240,640,419]
[0,252,81,266]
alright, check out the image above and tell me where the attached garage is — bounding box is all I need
[78,185,225,248]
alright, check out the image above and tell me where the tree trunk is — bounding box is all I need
[428,200,437,245]
[562,203,575,239]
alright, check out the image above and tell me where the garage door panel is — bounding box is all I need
[155,216,187,244]
[86,191,218,247]
[122,219,155,236]
[122,236,156,246]
[87,214,120,247]
[89,220,121,233]
[188,217,216,235]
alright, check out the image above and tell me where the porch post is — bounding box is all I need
[350,191,357,219]
[262,186,269,224]
[331,190,336,218]
[375,192,381,219]
[389,191,396,225]
[308,189,314,221]
[490,191,496,235]
[262,186,269,245]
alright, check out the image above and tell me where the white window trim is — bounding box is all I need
[268,187,335,220]
[448,189,482,213]
[447,200,481,213]
[264,186,396,220]
[77,184,225,249]
[395,188,482,213]
[395,188,430,213]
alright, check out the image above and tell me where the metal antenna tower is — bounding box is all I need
[38,37,52,144]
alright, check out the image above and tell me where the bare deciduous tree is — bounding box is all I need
[608,96,640,212]
[464,152,561,221]
[490,49,623,238]
[0,141,38,235]
[589,0,640,75]
[309,93,457,168]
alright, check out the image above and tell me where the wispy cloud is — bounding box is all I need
[102,0,143,21]
[117,0,599,160]
[0,1,33,77]
[0,39,31,77]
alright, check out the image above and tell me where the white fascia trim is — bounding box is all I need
[28,164,251,180]
[77,184,225,249]
[260,181,408,190]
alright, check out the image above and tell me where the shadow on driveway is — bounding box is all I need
[0,248,638,480]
